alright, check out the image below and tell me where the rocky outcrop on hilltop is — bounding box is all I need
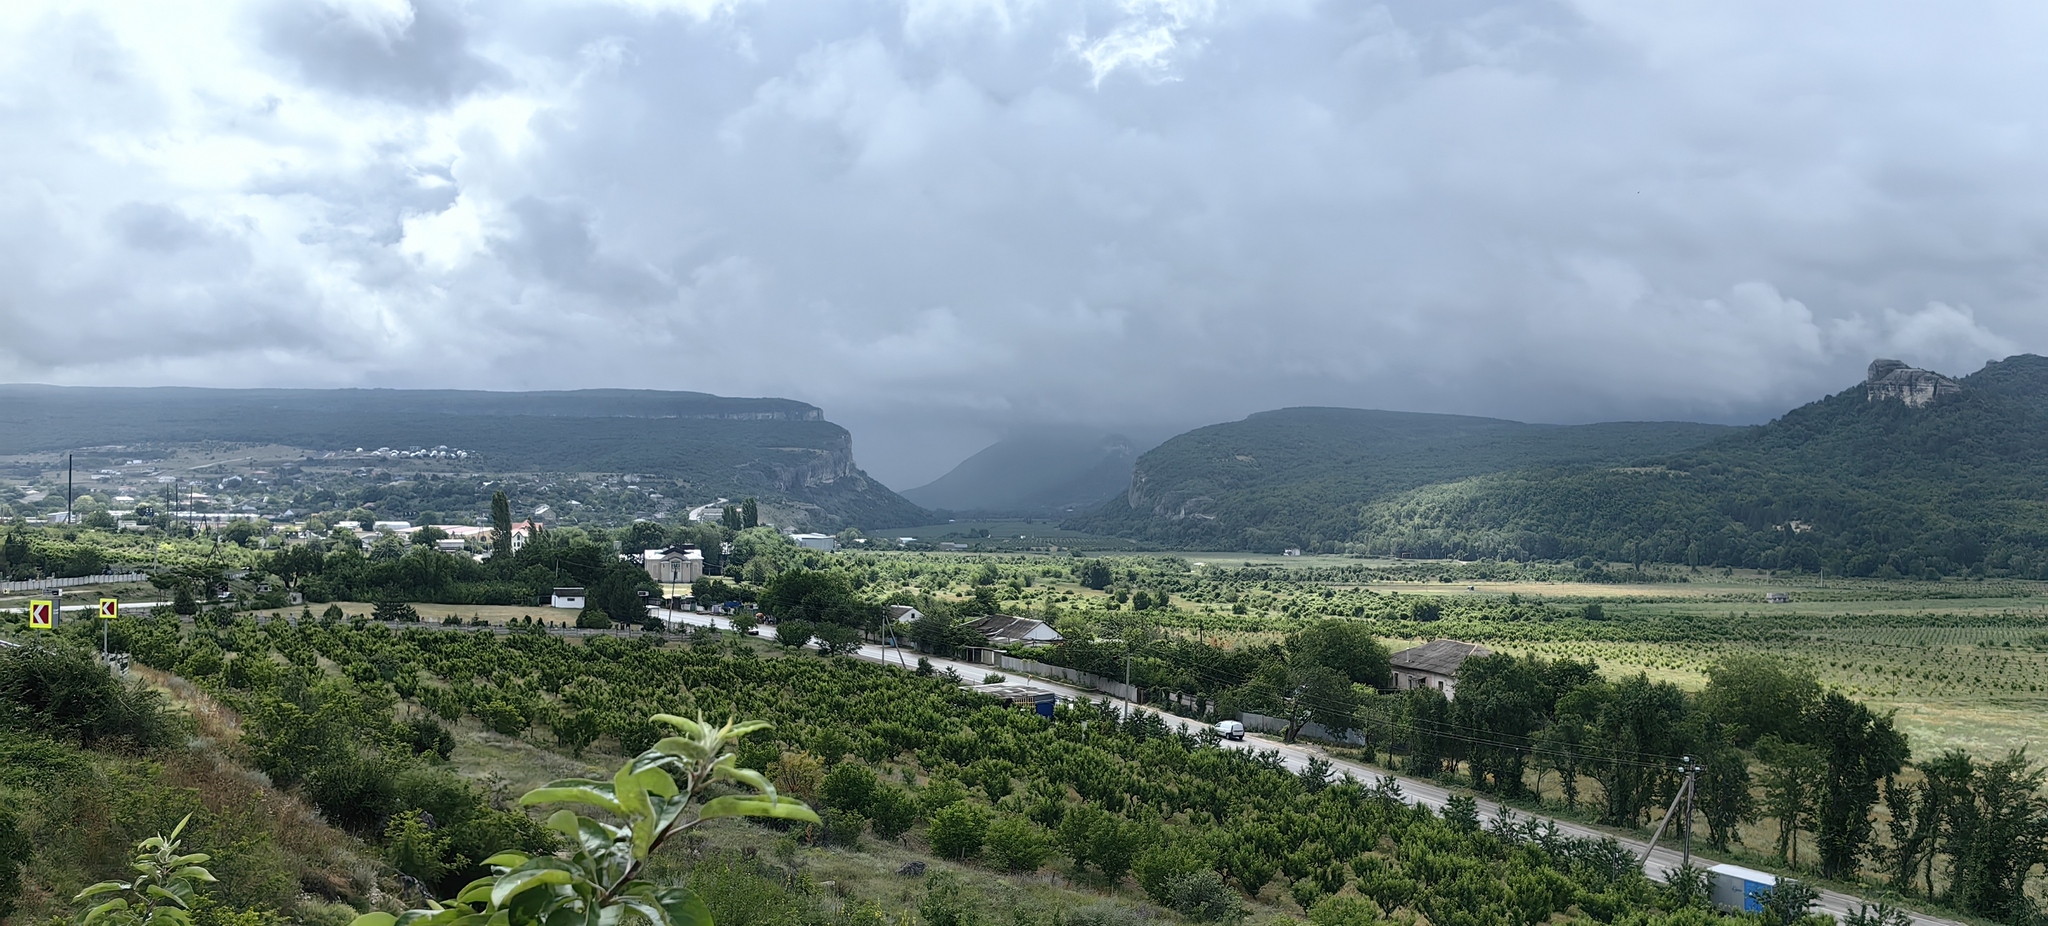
[1865,359,1962,407]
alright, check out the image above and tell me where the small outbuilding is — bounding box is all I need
[551,587,587,609]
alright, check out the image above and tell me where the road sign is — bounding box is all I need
[100,598,119,620]
[28,599,53,629]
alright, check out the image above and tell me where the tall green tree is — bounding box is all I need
[741,497,759,529]
[1701,656,1821,748]
[1451,654,1544,797]
[490,491,513,558]
[1757,736,1823,866]
[1285,620,1391,688]
[1811,692,1909,879]
[1944,749,2048,920]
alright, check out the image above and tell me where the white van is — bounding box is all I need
[1214,720,1246,741]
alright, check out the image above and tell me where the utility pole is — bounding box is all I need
[1681,755,1703,868]
[66,453,73,526]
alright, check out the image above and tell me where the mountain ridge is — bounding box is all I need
[1077,355,2048,578]
[0,385,925,530]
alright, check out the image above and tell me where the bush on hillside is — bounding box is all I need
[0,644,170,749]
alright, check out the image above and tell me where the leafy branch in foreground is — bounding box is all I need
[74,814,217,926]
[352,714,817,926]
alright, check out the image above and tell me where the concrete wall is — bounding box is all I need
[989,653,1144,703]
[1,573,147,593]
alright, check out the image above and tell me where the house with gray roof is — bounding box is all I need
[1389,639,1491,699]
[966,614,1064,645]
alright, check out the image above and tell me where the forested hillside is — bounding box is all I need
[1074,356,2048,578]
[1071,408,1730,550]
[0,386,927,530]
[1353,355,2048,577]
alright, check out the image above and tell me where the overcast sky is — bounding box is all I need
[3,0,2044,486]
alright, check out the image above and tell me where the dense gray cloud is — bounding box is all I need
[1,0,2043,485]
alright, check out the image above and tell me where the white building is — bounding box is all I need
[644,546,706,585]
[789,533,838,552]
[551,587,586,609]
[888,605,925,624]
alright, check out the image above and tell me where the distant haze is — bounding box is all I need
[3,1,2044,486]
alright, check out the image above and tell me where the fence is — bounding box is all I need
[1237,710,1369,746]
[1,573,147,593]
[987,653,1144,703]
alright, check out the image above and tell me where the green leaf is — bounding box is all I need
[170,866,217,883]
[75,881,131,900]
[697,795,820,823]
[650,736,712,764]
[656,887,713,926]
[490,868,575,909]
[482,851,531,869]
[145,884,192,908]
[545,809,583,840]
[614,765,652,821]
[710,764,774,793]
[348,915,399,926]
[81,898,130,926]
[649,714,705,737]
[522,782,624,816]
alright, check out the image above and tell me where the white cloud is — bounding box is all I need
[1,0,2045,483]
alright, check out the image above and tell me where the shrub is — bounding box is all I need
[820,763,877,815]
[927,802,989,860]
[866,786,918,842]
[382,809,454,885]
[1170,870,1245,923]
[918,871,976,926]
[768,751,825,799]
[403,716,455,760]
[0,644,169,749]
[774,619,815,648]
[0,806,24,922]
[1306,894,1383,926]
[1134,843,1207,905]
[919,777,970,816]
[574,605,612,630]
[982,815,1051,872]
[823,809,865,848]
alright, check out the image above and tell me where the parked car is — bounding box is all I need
[1214,720,1245,741]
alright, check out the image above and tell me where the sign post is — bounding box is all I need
[99,598,118,661]
[28,599,53,630]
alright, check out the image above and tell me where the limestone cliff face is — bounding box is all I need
[741,432,861,492]
[1864,359,1962,407]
